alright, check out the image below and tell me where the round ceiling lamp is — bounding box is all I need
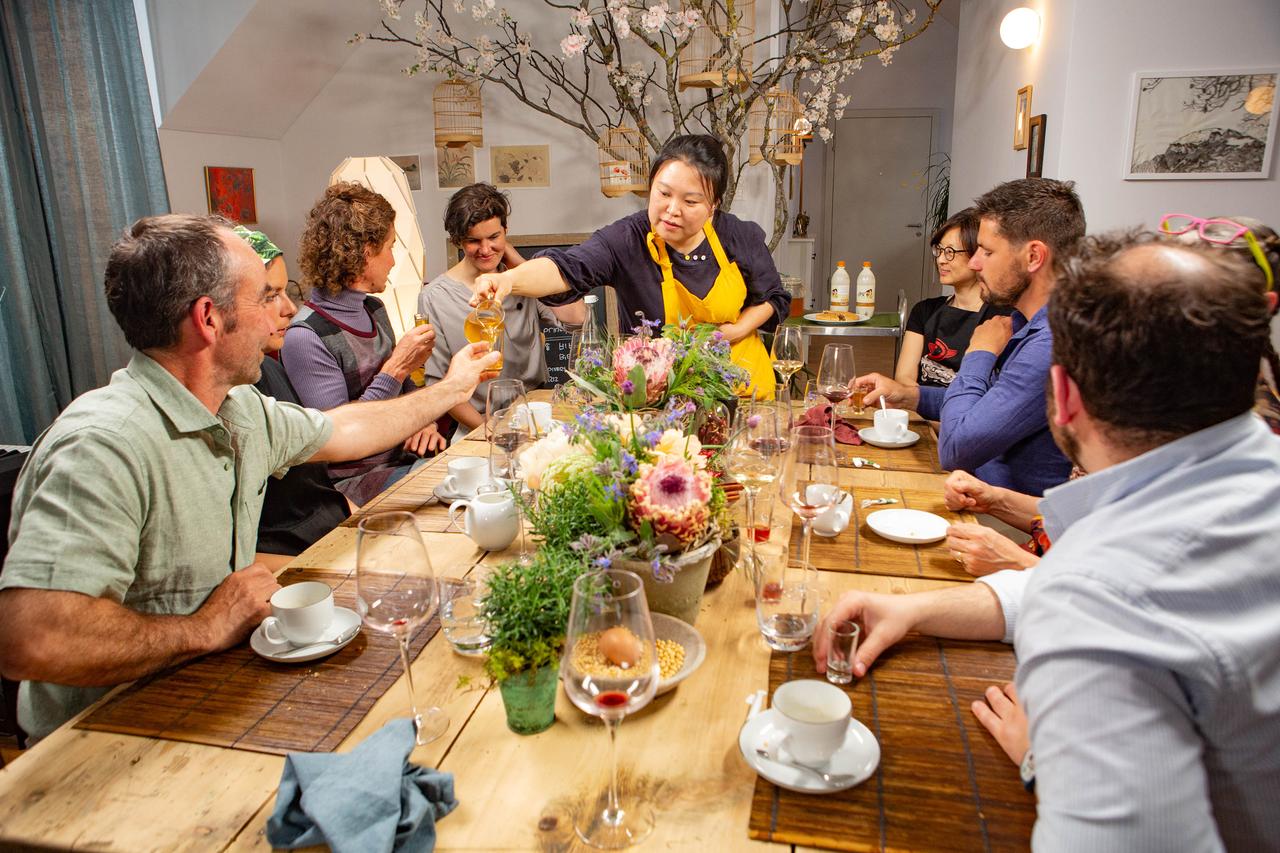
[1000,7,1041,49]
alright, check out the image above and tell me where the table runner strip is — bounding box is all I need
[747,638,1033,851]
[76,566,441,756]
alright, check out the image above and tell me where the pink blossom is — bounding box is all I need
[560,33,589,57]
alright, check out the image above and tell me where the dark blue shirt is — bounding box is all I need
[537,210,790,334]
[917,304,1071,496]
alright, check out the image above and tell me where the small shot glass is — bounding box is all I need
[825,619,860,685]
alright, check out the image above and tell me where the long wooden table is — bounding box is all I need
[0,395,1023,851]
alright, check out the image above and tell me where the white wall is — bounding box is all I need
[951,0,1280,230]
[158,129,289,248]
[144,0,254,120]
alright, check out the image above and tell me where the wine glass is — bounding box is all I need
[484,378,529,440]
[777,425,840,597]
[723,401,791,589]
[488,406,534,565]
[770,326,805,404]
[355,511,449,745]
[754,539,825,652]
[562,570,659,848]
[817,344,855,430]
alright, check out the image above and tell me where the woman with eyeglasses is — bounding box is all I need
[893,208,1012,388]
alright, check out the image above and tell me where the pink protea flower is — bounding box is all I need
[613,335,675,405]
[628,456,712,546]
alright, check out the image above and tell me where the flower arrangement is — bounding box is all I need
[567,319,747,414]
[518,407,731,582]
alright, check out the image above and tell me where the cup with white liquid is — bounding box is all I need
[772,679,853,765]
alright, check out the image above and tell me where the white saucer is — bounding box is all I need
[813,491,854,538]
[858,427,921,449]
[433,482,487,503]
[739,707,880,794]
[250,607,362,663]
[865,508,949,545]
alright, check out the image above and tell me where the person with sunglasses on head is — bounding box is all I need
[895,208,1013,389]
[1160,213,1280,434]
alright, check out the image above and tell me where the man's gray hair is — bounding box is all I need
[104,214,239,351]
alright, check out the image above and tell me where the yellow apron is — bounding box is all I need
[646,221,776,399]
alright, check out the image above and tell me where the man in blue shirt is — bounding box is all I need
[858,179,1084,495]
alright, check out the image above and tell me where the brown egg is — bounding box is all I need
[598,626,641,668]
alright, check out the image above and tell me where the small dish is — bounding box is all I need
[251,606,361,663]
[865,508,949,545]
[651,613,706,695]
[739,707,880,794]
[858,427,921,449]
[434,482,484,503]
[803,312,868,326]
[813,491,854,538]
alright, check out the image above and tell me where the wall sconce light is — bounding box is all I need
[1000,7,1041,49]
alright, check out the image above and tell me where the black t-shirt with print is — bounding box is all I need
[906,296,1014,387]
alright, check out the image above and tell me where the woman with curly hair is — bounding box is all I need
[282,182,440,505]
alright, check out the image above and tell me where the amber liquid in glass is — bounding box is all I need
[464,312,504,372]
[409,314,431,387]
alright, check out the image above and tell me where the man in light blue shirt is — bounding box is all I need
[858,179,1083,496]
[820,231,1279,849]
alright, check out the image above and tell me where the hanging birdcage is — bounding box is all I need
[748,89,806,166]
[677,0,754,90]
[433,79,483,148]
[598,126,650,198]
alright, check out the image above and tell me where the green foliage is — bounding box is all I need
[480,545,590,683]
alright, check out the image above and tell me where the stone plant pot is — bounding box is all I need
[498,664,558,735]
[620,538,720,626]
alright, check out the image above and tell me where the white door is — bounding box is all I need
[820,113,935,314]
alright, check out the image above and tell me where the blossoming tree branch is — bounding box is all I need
[363,0,941,248]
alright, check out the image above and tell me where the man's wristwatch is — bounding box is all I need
[1019,749,1036,793]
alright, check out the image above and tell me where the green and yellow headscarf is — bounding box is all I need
[232,225,282,266]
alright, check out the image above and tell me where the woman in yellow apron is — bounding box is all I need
[465,134,792,400]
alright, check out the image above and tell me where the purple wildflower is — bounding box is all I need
[621,379,635,395]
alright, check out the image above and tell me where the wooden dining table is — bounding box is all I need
[0,392,1032,851]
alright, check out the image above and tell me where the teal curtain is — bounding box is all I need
[0,0,168,443]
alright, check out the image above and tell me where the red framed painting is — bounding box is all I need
[204,166,257,224]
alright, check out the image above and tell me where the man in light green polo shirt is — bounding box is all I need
[0,214,499,742]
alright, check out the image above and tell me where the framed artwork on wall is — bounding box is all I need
[1124,69,1278,180]
[1026,114,1047,178]
[389,155,422,191]
[1014,85,1033,150]
[204,166,256,224]
[436,145,475,189]
[491,145,550,187]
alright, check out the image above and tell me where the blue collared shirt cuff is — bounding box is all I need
[917,385,944,421]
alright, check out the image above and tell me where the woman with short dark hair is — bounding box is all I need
[464,134,790,399]
[894,207,1011,388]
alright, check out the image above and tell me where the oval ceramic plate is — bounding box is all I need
[652,613,707,695]
[804,312,868,325]
[865,508,950,545]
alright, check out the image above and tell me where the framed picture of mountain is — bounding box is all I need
[1124,69,1278,180]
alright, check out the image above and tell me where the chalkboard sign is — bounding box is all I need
[544,326,574,387]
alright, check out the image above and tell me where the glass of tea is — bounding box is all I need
[465,297,505,372]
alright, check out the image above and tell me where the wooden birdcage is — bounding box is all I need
[598,126,650,197]
[433,79,483,148]
[748,89,805,166]
[677,0,754,90]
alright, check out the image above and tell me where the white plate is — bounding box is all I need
[652,613,707,695]
[865,508,950,545]
[434,482,487,503]
[803,312,868,325]
[813,491,854,538]
[858,427,921,449]
[739,707,880,794]
[250,607,362,663]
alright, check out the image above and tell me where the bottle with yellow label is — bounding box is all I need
[409,313,432,387]
[464,297,505,373]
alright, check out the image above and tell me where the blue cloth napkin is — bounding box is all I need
[266,719,458,853]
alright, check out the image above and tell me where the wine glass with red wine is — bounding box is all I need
[562,570,659,848]
[355,511,449,745]
[817,343,856,430]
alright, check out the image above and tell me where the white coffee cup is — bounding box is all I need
[261,581,335,646]
[440,456,489,497]
[873,408,909,439]
[448,491,520,551]
[515,401,553,434]
[772,679,852,765]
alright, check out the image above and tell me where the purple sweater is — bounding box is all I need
[280,288,412,410]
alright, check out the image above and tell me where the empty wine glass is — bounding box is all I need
[777,425,840,592]
[484,378,529,441]
[724,401,791,589]
[754,540,825,652]
[355,511,448,745]
[817,344,856,430]
[562,570,659,848]
[770,326,805,404]
[488,405,534,565]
